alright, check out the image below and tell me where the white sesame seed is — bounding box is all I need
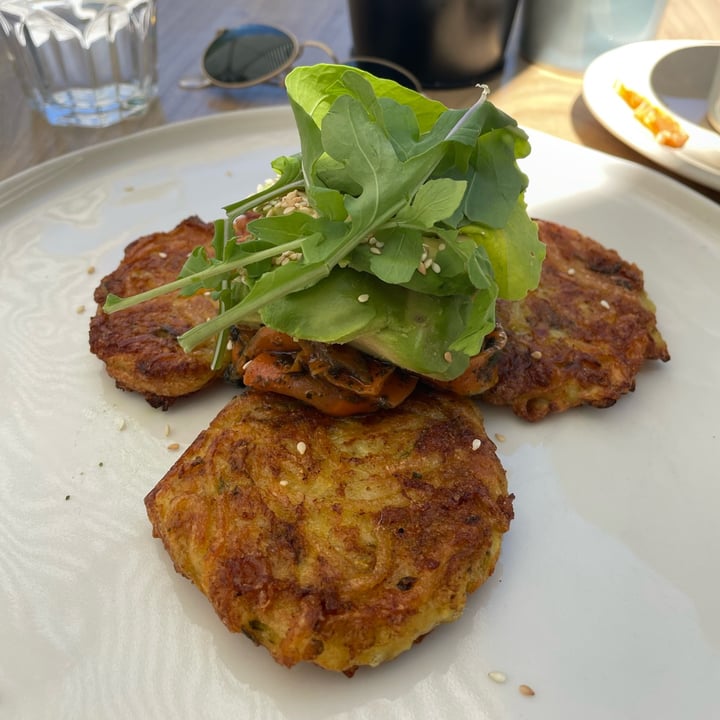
[600,299,611,310]
[296,441,307,455]
[444,351,453,363]
[530,350,543,360]
[423,257,434,269]
[164,424,171,437]
[488,671,507,683]
[494,433,506,443]
[357,294,370,303]
[370,246,382,255]
[279,479,289,486]
[472,438,482,451]
[116,417,126,431]
[75,304,86,314]
[226,339,233,351]
[86,265,96,275]
[431,262,441,273]
[567,267,576,275]
[438,243,446,251]
[158,251,168,259]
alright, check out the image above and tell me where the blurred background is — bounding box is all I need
[1,0,718,200]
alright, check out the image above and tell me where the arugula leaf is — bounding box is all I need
[391,178,467,229]
[104,63,545,380]
[350,227,424,285]
[284,63,447,135]
[463,196,545,300]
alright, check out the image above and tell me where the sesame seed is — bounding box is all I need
[164,424,171,437]
[417,262,427,275]
[357,294,370,303]
[472,438,482,451]
[530,350,543,360]
[75,305,85,314]
[494,433,506,443]
[519,684,535,697]
[158,251,168,259]
[488,671,507,683]
[444,351,453,363]
[87,265,96,275]
[370,246,382,255]
[567,267,576,275]
[600,299,611,310]
[431,262,441,273]
[167,442,180,451]
[116,417,126,431]
[279,479,289,486]
[226,339,233,351]
[296,441,307,455]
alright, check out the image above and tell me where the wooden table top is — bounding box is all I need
[1,0,718,202]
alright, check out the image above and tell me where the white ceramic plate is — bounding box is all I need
[1,107,719,720]
[583,39,720,191]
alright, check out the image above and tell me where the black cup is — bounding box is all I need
[348,0,520,89]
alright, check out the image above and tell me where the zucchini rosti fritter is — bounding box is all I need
[481,219,670,421]
[145,387,513,675]
[89,216,220,409]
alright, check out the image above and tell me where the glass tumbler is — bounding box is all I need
[0,0,158,128]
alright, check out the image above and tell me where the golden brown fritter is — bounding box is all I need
[481,219,670,421]
[89,216,220,409]
[145,387,513,675]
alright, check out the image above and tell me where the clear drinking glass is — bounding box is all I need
[0,0,158,128]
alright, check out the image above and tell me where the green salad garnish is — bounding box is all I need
[104,64,545,381]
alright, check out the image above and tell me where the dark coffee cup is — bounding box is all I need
[348,0,520,88]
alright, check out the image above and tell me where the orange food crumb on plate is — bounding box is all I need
[614,81,689,148]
